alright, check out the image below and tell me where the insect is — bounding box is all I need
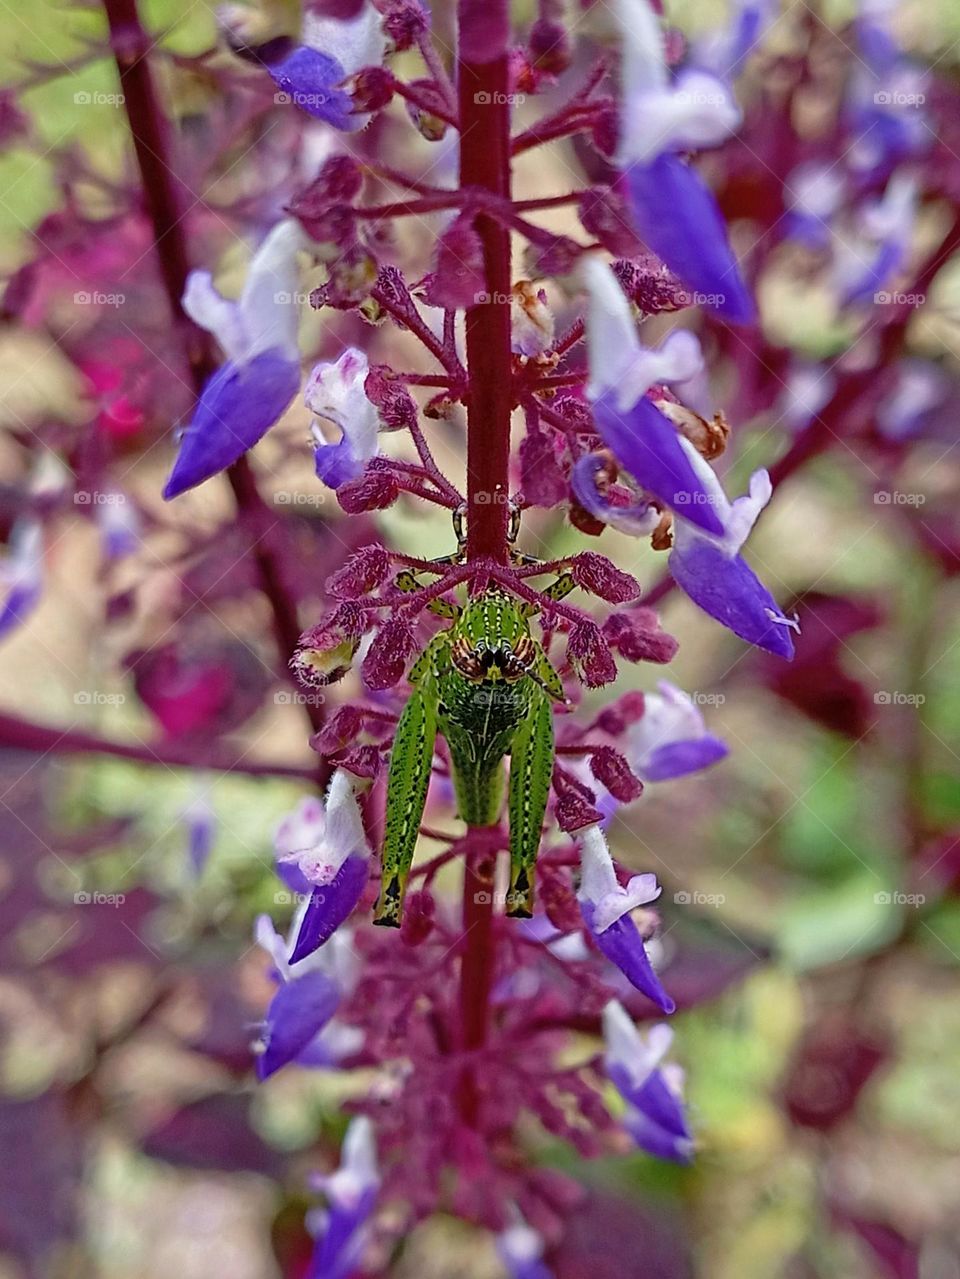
[374,509,575,927]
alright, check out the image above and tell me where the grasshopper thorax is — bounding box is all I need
[449,590,537,685]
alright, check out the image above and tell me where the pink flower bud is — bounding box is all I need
[568,621,617,688]
[362,617,417,689]
[425,215,486,310]
[603,611,679,664]
[381,0,429,50]
[529,19,571,75]
[594,690,646,736]
[364,367,418,431]
[311,705,366,754]
[579,187,643,258]
[519,429,568,507]
[589,746,643,802]
[337,462,401,513]
[570,552,640,603]
[337,743,383,780]
[326,544,392,599]
[350,66,394,112]
[553,766,602,833]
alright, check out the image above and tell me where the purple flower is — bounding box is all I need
[876,358,949,440]
[626,682,728,782]
[307,1117,380,1279]
[497,1213,555,1279]
[668,440,799,658]
[603,1001,693,1163]
[692,0,775,79]
[611,0,754,323]
[255,915,362,1079]
[307,349,382,489]
[163,220,304,499]
[570,454,660,536]
[834,174,917,307]
[267,2,386,131]
[577,824,675,1014]
[275,770,372,962]
[580,256,724,535]
[182,791,215,879]
[0,519,43,641]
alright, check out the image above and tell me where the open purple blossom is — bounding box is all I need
[668,439,798,658]
[306,1116,380,1279]
[163,219,304,499]
[570,454,660,537]
[254,910,361,1079]
[496,1212,555,1279]
[266,2,386,131]
[835,173,918,307]
[275,769,372,962]
[580,255,724,535]
[612,0,755,322]
[0,518,44,641]
[577,823,676,1014]
[626,681,728,782]
[603,1001,694,1163]
[307,348,382,489]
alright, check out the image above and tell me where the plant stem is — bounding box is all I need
[102,0,325,742]
[458,2,513,563]
[453,0,513,1128]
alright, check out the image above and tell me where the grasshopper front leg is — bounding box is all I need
[374,650,443,928]
[506,684,555,917]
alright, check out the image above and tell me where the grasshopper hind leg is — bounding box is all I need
[506,686,555,917]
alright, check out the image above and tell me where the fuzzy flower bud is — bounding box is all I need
[603,610,679,664]
[326,544,392,599]
[337,460,401,512]
[425,215,487,310]
[553,766,602,833]
[590,746,644,803]
[570,552,641,603]
[568,621,618,688]
[361,617,417,690]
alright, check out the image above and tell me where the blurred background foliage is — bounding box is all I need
[1,0,959,1277]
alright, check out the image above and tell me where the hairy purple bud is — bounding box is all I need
[364,367,418,431]
[568,621,617,688]
[362,618,417,690]
[570,552,640,603]
[594,690,646,737]
[327,544,392,599]
[528,19,571,75]
[603,611,679,664]
[312,705,366,754]
[590,746,644,802]
[337,461,401,513]
[425,215,486,310]
[553,766,602,833]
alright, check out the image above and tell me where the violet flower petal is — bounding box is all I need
[641,734,729,781]
[308,1188,378,1279]
[581,902,676,1014]
[257,969,340,1080]
[267,47,355,129]
[163,350,300,498]
[668,537,796,658]
[592,392,725,536]
[625,153,755,324]
[289,854,370,963]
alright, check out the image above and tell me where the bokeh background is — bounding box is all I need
[1,0,959,1276]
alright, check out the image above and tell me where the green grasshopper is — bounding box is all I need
[374,511,575,927]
